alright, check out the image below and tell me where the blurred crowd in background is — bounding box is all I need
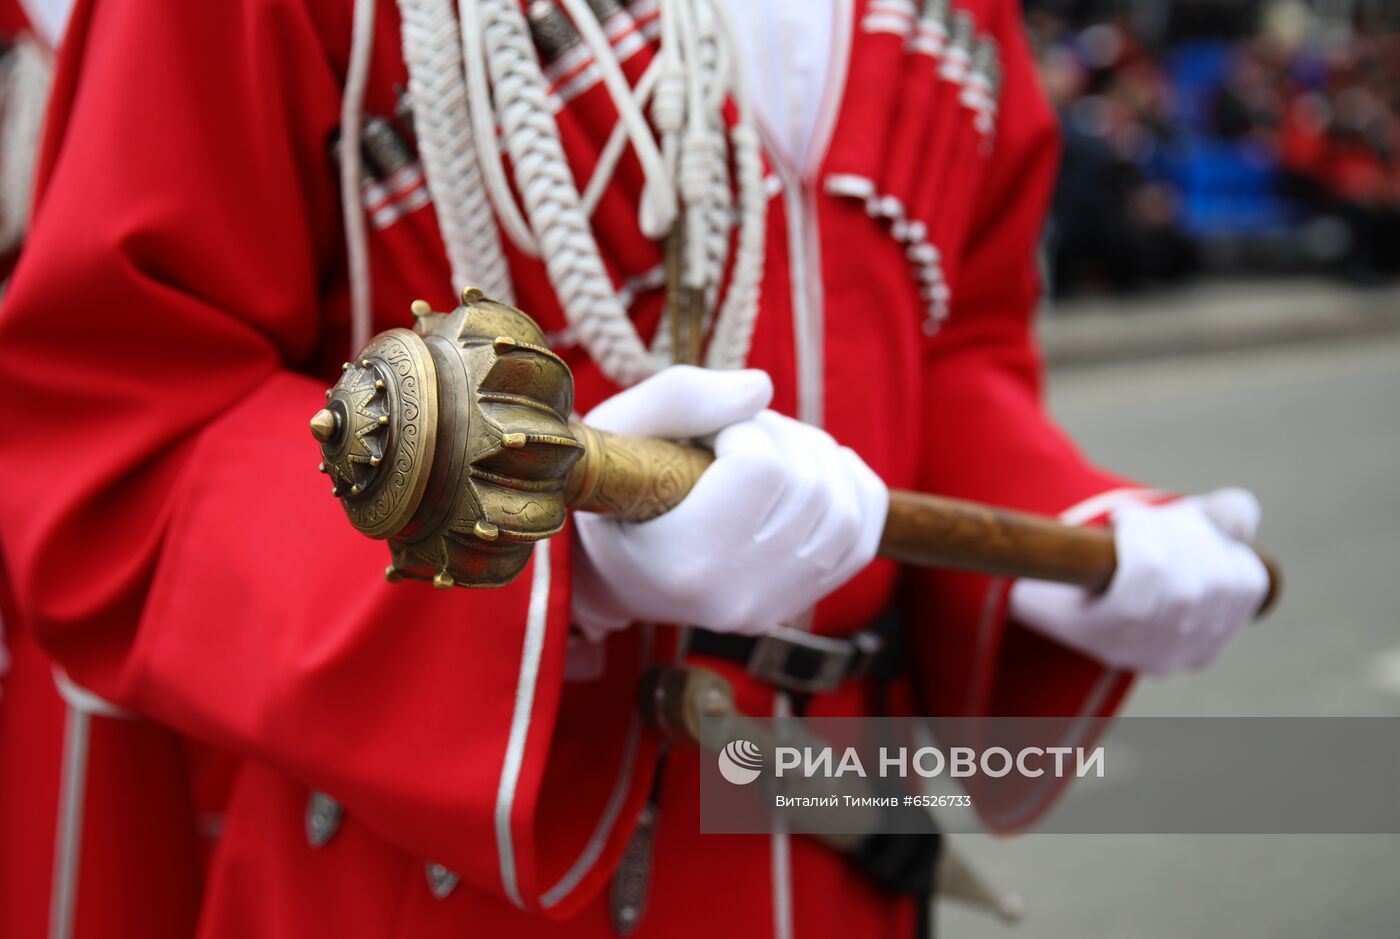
[4,1,1395,301]
[1026,0,1400,296]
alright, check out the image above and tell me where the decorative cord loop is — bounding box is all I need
[383,0,768,385]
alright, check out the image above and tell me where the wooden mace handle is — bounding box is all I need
[562,423,1282,617]
[880,489,1282,616]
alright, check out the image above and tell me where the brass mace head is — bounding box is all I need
[310,289,583,588]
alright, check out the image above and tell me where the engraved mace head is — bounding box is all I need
[309,289,584,589]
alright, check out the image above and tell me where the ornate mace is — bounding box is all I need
[309,290,1280,611]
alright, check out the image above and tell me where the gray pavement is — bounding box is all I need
[941,326,1400,938]
[1040,277,1400,368]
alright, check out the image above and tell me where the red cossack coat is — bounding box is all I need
[0,0,1148,936]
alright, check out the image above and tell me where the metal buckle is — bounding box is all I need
[746,625,856,695]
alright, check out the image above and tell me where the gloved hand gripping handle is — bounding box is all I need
[310,290,1279,615]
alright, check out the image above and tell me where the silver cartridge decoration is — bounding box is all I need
[912,0,953,58]
[527,0,583,63]
[940,8,976,84]
[964,35,1000,138]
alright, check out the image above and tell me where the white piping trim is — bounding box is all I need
[777,173,824,428]
[341,0,378,356]
[968,487,1159,712]
[770,691,794,939]
[967,487,1156,826]
[802,0,853,181]
[759,19,852,912]
[762,4,844,428]
[50,704,90,939]
[978,667,1123,830]
[1057,487,1162,527]
[495,539,554,909]
[52,668,134,720]
[48,670,138,938]
[967,575,1007,714]
[540,624,654,908]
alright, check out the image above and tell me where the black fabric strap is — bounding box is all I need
[687,627,886,694]
[687,630,764,666]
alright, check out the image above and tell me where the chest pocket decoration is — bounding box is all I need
[824,0,1006,335]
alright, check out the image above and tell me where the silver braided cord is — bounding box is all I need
[398,0,514,300]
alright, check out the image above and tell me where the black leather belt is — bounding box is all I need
[687,625,885,695]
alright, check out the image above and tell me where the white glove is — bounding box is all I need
[1008,488,1269,676]
[571,366,889,639]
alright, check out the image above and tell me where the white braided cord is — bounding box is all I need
[388,0,766,384]
[473,0,662,384]
[692,3,734,306]
[701,0,765,369]
[458,0,541,256]
[674,0,719,290]
[397,0,514,300]
[555,0,676,239]
[580,58,663,216]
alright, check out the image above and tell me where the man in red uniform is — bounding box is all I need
[0,0,1267,936]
